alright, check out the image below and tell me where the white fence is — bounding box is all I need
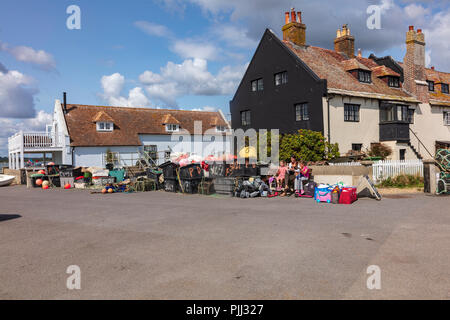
[372,159,423,183]
[329,162,362,166]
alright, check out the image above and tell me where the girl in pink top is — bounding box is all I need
[275,160,288,191]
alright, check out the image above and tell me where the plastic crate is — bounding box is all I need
[213,177,238,195]
[31,174,48,188]
[60,166,82,178]
[60,177,75,188]
[179,164,203,180]
[93,176,115,186]
[109,169,125,182]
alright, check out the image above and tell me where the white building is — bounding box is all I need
[8,98,231,169]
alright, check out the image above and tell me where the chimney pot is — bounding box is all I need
[297,11,302,23]
[409,25,414,31]
[417,29,422,33]
[285,12,290,24]
[291,8,296,24]
[357,48,362,58]
[431,66,435,70]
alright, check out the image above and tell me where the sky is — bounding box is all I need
[0,0,449,155]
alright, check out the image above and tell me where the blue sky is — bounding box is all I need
[0,0,449,155]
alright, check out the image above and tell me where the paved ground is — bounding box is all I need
[0,185,449,300]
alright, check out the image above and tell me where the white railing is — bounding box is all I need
[372,159,424,183]
[329,162,362,166]
[9,131,64,151]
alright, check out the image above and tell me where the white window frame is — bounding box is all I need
[165,124,180,132]
[444,112,450,126]
[97,122,114,132]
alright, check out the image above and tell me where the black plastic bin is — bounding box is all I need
[164,178,179,193]
[180,179,200,194]
[159,162,179,179]
[209,162,231,178]
[179,164,203,180]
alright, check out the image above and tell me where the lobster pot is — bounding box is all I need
[31,174,48,188]
[213,177,237,196]
[198,179,214,195]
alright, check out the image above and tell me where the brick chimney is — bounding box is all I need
[403,26,428,102]
[334,24,355,58]
[282,8,306,46]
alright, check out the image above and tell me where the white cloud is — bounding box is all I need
[134,21,173,38]
[190,106,217,112]
[0,110,52,155]
[0,41,56,71]
[211,24,258,49]
[100,73,150,107]
[139,58,247,106]
[0,68,37,118]
[171,39,219,60]
[423,10,450,70]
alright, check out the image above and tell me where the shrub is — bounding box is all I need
[279,129,340,162]
[378,174,424,188]
[368,143,392,160]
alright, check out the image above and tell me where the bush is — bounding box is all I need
[368,143,392,160]
[378,174,424,188]
[279,129,340,162]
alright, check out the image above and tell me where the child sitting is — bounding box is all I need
[275,160,288,191]
[296,162,310,194]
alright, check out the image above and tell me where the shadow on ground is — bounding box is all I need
[0,214,21,222]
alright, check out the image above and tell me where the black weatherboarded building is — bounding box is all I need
[230,13,327,134]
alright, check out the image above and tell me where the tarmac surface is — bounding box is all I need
[0,185,449,299]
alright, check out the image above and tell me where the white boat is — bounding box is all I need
[0,175,15,187]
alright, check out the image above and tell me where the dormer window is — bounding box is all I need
[166,124,179,132]
[358,70,371,83]
[388,76,400,88]
[427,81,435,92]
[442,83,449,94]
[97,122,113,132]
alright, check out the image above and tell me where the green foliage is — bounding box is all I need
[378,174,424,189]
[279,129,340,162]
[368,143,392,160]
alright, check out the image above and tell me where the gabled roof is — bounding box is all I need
[371,65,401,78]
[341,59,371,72]
[162,114,180,125]
[92,111,114,123]
[281,40,417,103]
[64,104,229,147]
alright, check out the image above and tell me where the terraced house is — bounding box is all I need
[230,9,450,160]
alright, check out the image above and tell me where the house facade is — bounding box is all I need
[230,9,450,160]
[8,97,231,169]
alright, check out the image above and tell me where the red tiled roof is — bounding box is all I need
[162,114,180,124]
[92,111,114,123]
[397,62,450,105]
[64,104,228,147]
[371,65,401,78]
[282,40,414,101]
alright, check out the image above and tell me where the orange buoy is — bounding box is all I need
[101,188,107,194]
[64,183,71,189]
[42,185,49,190]
[36,179,43,186]
[108,188,114,193]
